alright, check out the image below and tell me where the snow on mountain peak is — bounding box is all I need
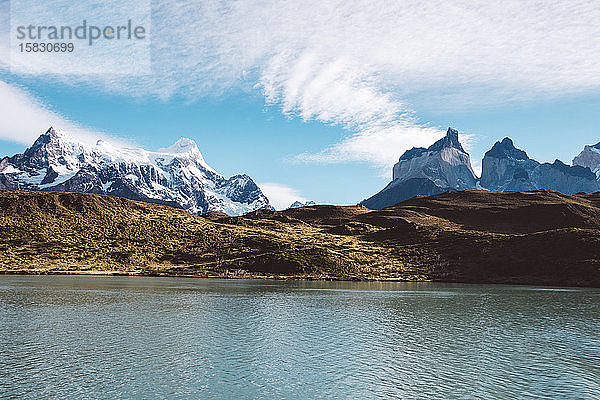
[289,200,316,209]
[0,127,270,215]
[160,137,200,155]
[155,137,217,174]
[43,126,76,141]
[36,127,209,169]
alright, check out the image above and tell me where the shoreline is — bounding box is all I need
[2,190,599,289]
[0,268,425,282]
[2,269,598,289]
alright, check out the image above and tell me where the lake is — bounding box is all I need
[0,276,598,399]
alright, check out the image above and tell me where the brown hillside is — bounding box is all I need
[1,190,599,286]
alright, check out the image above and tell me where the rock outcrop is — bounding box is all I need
[481,137,599,194]
[363,128,600,209]
[573,142,600,177]
[362,128,476,209]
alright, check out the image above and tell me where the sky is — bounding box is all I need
[0,0,599,209]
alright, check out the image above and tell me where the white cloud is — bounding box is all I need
[258,182,309,210]
[0,81,83,144]
[297,124,444,177]
[3,0,600,170]
[0,80,124,147]
[296,124,479,178]
[471,159,483,179]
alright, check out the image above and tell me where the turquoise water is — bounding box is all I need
[0,276,598,399]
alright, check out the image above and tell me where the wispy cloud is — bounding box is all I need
[0,80,123,146]
[3,0,599,169]
[258,182,309,210]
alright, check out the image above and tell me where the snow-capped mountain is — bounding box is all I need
[573,141,600,177]
[362,128,600,209]
[481,138,599,194]
[288,200,316,209]
[362,128,477,209]
[0,127,271,215]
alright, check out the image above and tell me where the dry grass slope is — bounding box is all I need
[0,191,420,280]
[1,189,599,286]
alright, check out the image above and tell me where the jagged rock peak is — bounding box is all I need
[485,137,529,160]
[428,127,465,153]
[368,127,600,209]
[398,127,466,161]
[32,126,58,143]
[398,147,427,161]
[39,126,59,138]
[371,126,477,209]
[573,140,600,175]
[42,126,69,141]
[549,159,596,179]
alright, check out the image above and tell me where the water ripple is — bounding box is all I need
[0,276,599,399]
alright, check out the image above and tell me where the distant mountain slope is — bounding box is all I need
[573,141,600,177]
[245,189,600,286]
[1,189,599,287]
[361,178,446,210]
[391,127,477,190]
[481,137,599,194]
[363,128,600,209]
[288,200,316,209]
[0,127,270,215]
[362,128,476,209]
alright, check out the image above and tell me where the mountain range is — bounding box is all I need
[0,127,270,215]
[363,127,600,209]
[2,126,600,215]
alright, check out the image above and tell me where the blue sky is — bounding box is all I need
[1,0,599,208]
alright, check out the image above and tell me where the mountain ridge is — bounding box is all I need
[573,141,600,176]
[0,127,270,216]
[363,127,600,209]
[363,127,477,209]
